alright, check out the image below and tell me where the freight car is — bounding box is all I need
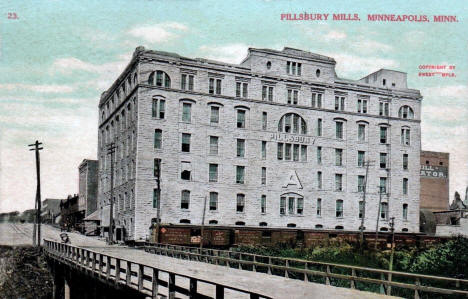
[147,224,446,249]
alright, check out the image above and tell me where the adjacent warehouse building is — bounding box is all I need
[420,151,449,212]
[97,46,422,242]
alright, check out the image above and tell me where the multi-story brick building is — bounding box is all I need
[78,159,99,217]
[97,46,422,242]
[420,151,449,212]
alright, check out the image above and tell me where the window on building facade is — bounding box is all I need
[286,61,302,75]
[317,198,322,216]
[380,202,388,220]
[380,127,388,144]
[280,197,286,215]
[311,92,322,108]
[261,195,266,214]
[285,144,291,160]
[262,112,268,130]
[181,190,190,209]
[379,101,389,116]
[336,200,343,218]
[236,139,245,157]
[403,178,408,195]
[278,113,307,134]
[153,189,160,209]
[236,82,248,98]
[261,141,267,159]
[209,192,218,210]
[148,71,171,88]
[277,143,307,161]
[401,128,411,145]
[403,154,408,170]
[281,193,304,215]
[210,106,219,124]
[380,153,388,169]
[379,177,387,194]
[181,74,194,91]
[357,99,368,113]
[335,148,343,166]
[317,146,322,164]
[153,158,161,178]
[317,118,323,136]
[182,103,191,123]
[209,78,222,95]
[335,96,345,111]
[317,171,322,189]
[358,151,365,167]
[277,143,283,160]
[237,109,246,128]
[358,175,366,192]
[154,129,162,149]
[209,164,218,182]
[293,144,300,161]
[181,133,191,152]
[209,136,219,155]
[181,162,191,180]
[236,166,245,184]
[403,204,408,220]
[261,167,267,185]
[262,85,274,101]
[335,121,344,139]
[359,201,364,219]
[152,99,166,119]
[335,174,343,191]
[398,106,414,119]
[297,198,304,215]
[301,145,307,162]
[209,220,218,225]
[287,89,299,105]
[358,124,366,141]
[236,194,245,212]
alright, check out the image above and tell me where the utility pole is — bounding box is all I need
[154,158,161,244]
[388,217,396,294]
[359,160,373,247]
[107,142,116,245]
[375,186,383,250]
[29,140,43,247]
[199,196,207,250]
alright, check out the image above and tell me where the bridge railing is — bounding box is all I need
[143,243,468,298]
[43,239,270,299]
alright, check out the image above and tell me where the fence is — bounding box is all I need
[43,239,269,299]
[143,243,468,298]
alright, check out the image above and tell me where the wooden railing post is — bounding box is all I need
[380,273,386,294]
[152,268,159,299]
[415,278,421,299]
[325,265,331,285]
[115,258,120,284]
[106,256,111,279]
[99,254,103,274]
[126,261,131,286]
[350,268,356,289]
[168,273,175,299]
[387,272,392,295]
[189,278,197,298]
[304,262,309,282]
[285,260,289,278]
[253,255,256,272]
[138,264,144,292]
[92,252,96,272]
[267,257,272,274]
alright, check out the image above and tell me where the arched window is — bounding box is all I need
[181,190,190,209]
[402,228,409,232]
[148,70,171,88]
[278,113,307,134]
[398,105,414,119]
[209,220,218,225]
[259,222,268,226]
[280,193,304,215]
[315,224,323,229]
[180,219,191,224]
[335,225,344,230]
[235,221,245,226]
[379,227,388,232]
[287,223,296,228]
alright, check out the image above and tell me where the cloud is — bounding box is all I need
[423,85,468,100]
[422,105,468,122]
[351,39,393,54]
[327,52,399,78]
[198,44,249,64]
[127,22,188,44]
[323,30,347,41]
[0,83,75,93]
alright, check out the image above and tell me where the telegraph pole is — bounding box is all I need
[359,160,373,247]
[199,196,207,250]
[28,140,43,247]
[374,186,383,250]
[107,142,116,245]
[155,158,161,244]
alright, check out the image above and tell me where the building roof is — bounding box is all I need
[84,209,100,221]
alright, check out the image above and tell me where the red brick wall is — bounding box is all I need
[420,151,449,212]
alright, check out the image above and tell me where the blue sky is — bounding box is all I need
[0,0,467,212]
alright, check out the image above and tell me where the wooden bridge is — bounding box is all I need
[43,239,396,299]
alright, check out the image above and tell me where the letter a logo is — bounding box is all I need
[283,170,303,189]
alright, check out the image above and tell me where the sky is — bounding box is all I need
[0,0,467,212]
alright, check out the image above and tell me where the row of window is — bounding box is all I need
[154,189,410,221]
[102,73,138,121]
[147,70,415,118]
[152,99,412,146]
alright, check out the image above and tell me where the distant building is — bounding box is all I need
[41,198,62,224]
[60,194,84,232]
[420,151,449,212]
[78,159,99,217]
